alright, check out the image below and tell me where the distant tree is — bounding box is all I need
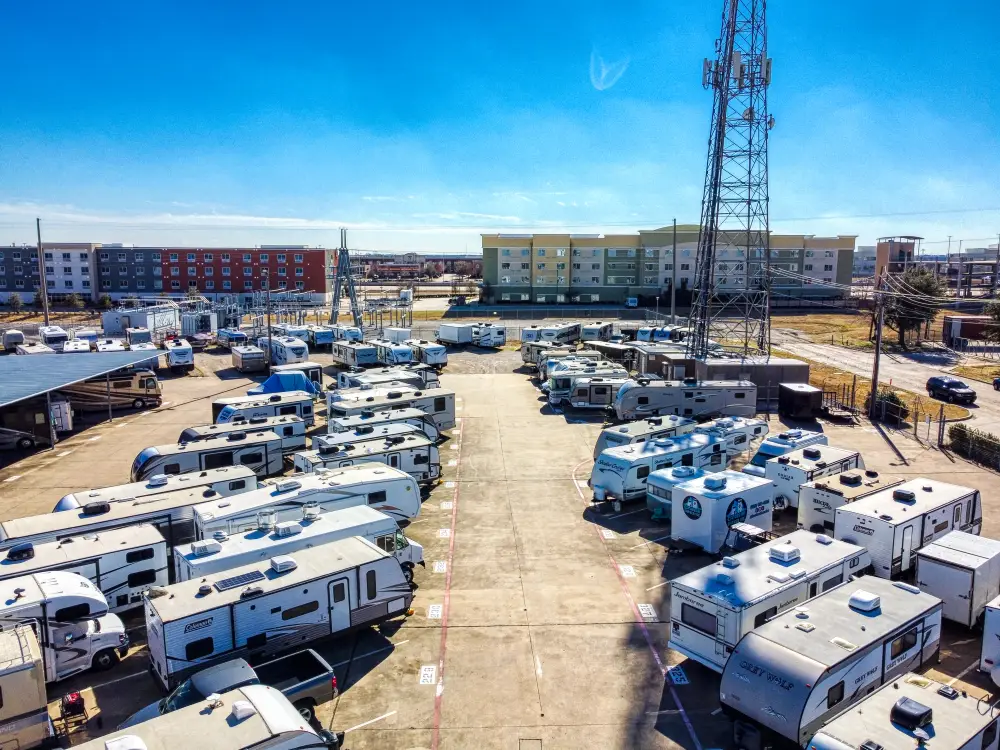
[882,268,943,349]
[453,261,471,276]
[33,290,48,310]
[66,292,85,310]
[98,294,113,310]
[8,292,23,313]
[434,261,445,276]
[422,262,439,279]
[983,300,1000,342]
[470,261,483,278]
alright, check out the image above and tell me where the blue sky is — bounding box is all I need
[1,0,998,252]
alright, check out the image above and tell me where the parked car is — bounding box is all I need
[0,427,46,451]
[118,649,337,729]
[993,377,1000,391]
[926,376,977,404]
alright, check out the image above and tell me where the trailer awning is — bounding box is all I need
[0,351,162,409]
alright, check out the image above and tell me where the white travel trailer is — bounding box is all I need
[259,336,309,366]
[670,470,774,554]
[719,578,943,750]
[546,356,625,383]
[179,416,307,454]
[636,325,689,343]
[96,338,126,352]
[371,338,413,365]
[797,470,903,534]
[327,386,456,430]
[77,685,335,750]
[834,478,982,579]
[520,340,572,367]
[145,537,412,689]
[549,366,629,403]
[981,596,1000,672]
[327,407,441,442]
[436,322,506,347]
[743,428,828,478]
[305,324,335,348]
[175,505,423,583]
[16,342,55,355]
[61,339,90,353]
[694,416,769,453]
[0,626,53,750]
[589,433,728,505]
[2,329,25,351]
[335,365,439,390]
[406,339,448,367]
[313,422,424,449]
[38,325,69,351]
[538,349,601,380]
[330,324,363,342]
[668,531,871,672]
[594,415,698,459]
[130,430,285,482]
[808,673,1000,750]
[213,391,316,426]
[0,572,129,682]
[53,466,257,513]
[165,337,194,371]
[614,378,757,421]
[384,327,410,344]
[0,525,168,613]
[534,322,582,344]
[294,432,440,485]
[194,465,422,535]
[646,465,706,520]
[581,321,615,342]
[270,323,309,340]
[232,344,267,373]
[766,445,865,510]
[563,376,630,410]
[331,340,378,367]
[916,531,1000,627]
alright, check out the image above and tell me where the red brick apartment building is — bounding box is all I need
[158,246,330,299]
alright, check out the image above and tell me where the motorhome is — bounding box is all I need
[330,324,363,342]
[589,433,728,504]
[833,479,982,579]
[15,342,55,355]
[232,344,267,373]
[916,531,1000,627]
[613,378,757,421]
[327,386,456,429]
[646,465,707,520]
[330,340,378,368]
[669,470,775,554]
[179,416,307,454]
[384,327,410,344]
[406,339,448,367]
[766,445,865,511]
[520,340,573,368]
[259,336,309,366]
[52,466,258,512]
[217,328,249,349]
[145,537,412,689]
[272,361,324,388]
[807,673,1000,750]
[38,325,69,351]
[305,324,335,348]
[719,578,943,750]
[0,572,129,682]
[371,339,413,365]
[327,407,441,442]
[57,368,161,411]
[61,339,90,353]
[668,531,871,672]
[581,321,615,342]
[594,415,698,459]
[563,376,630,410]
[293,432,440,485]
[0,525,168,613]
[130,430,285,482]
[743,428,829,478]
[194,465,422,535]
[213,391,315,426]
[175,505,423,583]
[2,329,25,351]
[436,322,506,347]
[0,626,53,750]
[96,338,126,352]
[77,685,341,750]
[165,337,194,371]
[335,365,439,390]
[797,470,904,534]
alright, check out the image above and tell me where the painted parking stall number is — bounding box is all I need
[601,529,615,540]
[619,565,636,578]
[427,604,443,619]
[419,665,437,685]
[438,528,451,538]
[638,603,657,620]
[440,501,454,510]
[433,561,447,573]
[667,666,689,685]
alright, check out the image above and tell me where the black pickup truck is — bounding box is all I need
[121,649,337,728]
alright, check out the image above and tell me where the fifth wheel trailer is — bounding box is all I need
[915,531,1000,627]
[719,577,943,750]
[130,430,285,482]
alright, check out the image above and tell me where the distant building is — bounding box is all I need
[853,246,876,277]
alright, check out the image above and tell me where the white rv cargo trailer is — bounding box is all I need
[719,578,943,749]
[548,365,628,402]
[765,445,865,510]
[742,428,828,477]
[797,470,904,534]
[0,626,53,750]
[833,478,982,578]
[384,327,410,344]
[614,378,757,421]
[194,465,422,535]
[327,386,456,429]
[144,537,412,689]
[669,470,775,554]
[594,415,698,459]
[327,406,441,442]
[270,323,309,340]
[915,531,1000,627]
[668,531,871,671]
[130,430,285,482]
[213,391,315,426]
[294,432,440,484]
[405,339,448,367]
[179,415,307,454]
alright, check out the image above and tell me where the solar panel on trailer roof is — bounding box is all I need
[214,569,266,592]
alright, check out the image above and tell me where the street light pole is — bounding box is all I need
[35,218,50,326]
[670,218,677,324]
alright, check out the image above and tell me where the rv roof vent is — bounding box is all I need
[848,590,881,612]
[227,431,246,441]
[202,488,218,498]
[815,534,833,545]
[275,521,302,537]
[365,397,375,402]
[865,470,879,478]
[240,586,264,599]
[387,391,403,399]
[795,622,816,633]
[256,510,277,531]
[271,555,297,573]
[653,438,673,448]
[230,700,258,722]
[814,461,827,469]
[672,466,698,478]
[197,585,212,597]
[249,416,267,424]
[788,569,807,580]
[212,530,229,542]
[269,395,282,402]
[82,501,111,516]
[831,636,858,651]
[892,582,922,595]
[191,540,222,557]
[715,572,735,586]
[148,474,169,487]
[647,417,662,426]
[357,425,375,435]
[769,543,800,563]
[6,543,34,562]
[721,556,740,569]
[839,472,863,486]
[275,479,302,493]
[413,391,423,397]
[802,447,822,460]
[890,696,933,732]
[768,572,791,584]
[879,514,893,521]
[704,475,727,491]
[777,456,790,465]
[715,418,734,429]
[893,489,916,502]
[302,503,321,521]
[361,410,375,418]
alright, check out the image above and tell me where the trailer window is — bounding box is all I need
[204,451,235,470]
[54,603,91,621]
[967,499,974,525]
[128,569,158,587]
[982,719,998,750]
[710,454,723,466]
[332,582,346,603]
[229,480,246,491]
[681,603,717,636]
[822,574,843,592]
[376,534,396,553]
[954,505,963,526]
[366,570,377,600]
[113,381,131,389]
[163,463,181,475]
[733,435,747,446]
[282,426,294,437]
[185,637,214,660]
[126,548,155,564]
[934,520,949,534]
[414,454,428,465]
[638,396,648,405]
[278,405,297,416]
[754,606,777,628]
[239,452,263,466]
[890,627,919,659]
[681,453,693,466]
[637,466,650,479]
[368,490,387,505]
[281,601,319,621]
[827,681,845,709]
[734,392,746,399]
[594,387,607,396]
[434,397,446,412]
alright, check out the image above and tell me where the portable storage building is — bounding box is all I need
[327,386,456,430]
[294,432,439,484]
[102,304,181,337]
[670,470,774,554]
[327,407,441,442]
[594,415,698,459]
[330,340,378,367]
[668,531,870,671]
[915,531,1000,627]
[743,428,828,478]
[719,577,943,749]
[765,445,864,510]
[145,537,412,689]
[834,478,982,578]
[613,378,757,421]
[406,339,448,367]
[797,470,904,534]
[778,383,824,419]
[130,430,284,482]
[213,391,315,425]
[232,344,267,373]
[179,416,307,454]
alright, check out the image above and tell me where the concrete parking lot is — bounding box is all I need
[1,348,998,748]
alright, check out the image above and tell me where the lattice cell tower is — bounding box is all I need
[327,227,364,328]
[686,0,774,361]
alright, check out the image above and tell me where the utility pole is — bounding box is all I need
[868,275,885,420]
[670,218,677,324]
[266,286,273,376]
[992,233,1000,298]
[35,218,50,326]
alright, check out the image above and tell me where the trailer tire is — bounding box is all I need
[92,649,119,672]
[132,398,145,409]
[403,563,414,585]
[16,437,34,450]
[294,700,316,723]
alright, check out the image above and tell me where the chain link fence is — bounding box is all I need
[943,422,1000,470]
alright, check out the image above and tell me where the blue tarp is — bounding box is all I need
[247,372,321,396]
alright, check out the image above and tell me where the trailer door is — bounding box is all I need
[901,526,915,573]
[387,452,400,470]
[919,559,974,625]
[328,578,352,632]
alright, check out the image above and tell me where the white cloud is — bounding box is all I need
[589,50,630,91]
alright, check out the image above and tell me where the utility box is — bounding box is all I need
[778,383,823,419]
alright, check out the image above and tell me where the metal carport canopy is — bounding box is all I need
[0,352,163,408]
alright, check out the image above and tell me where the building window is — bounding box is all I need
[81,280,90,289]
[136,279,145,289]
[118,253,127,262]
[221,253,230,262]
[151,252,161,262]
[203,253,213,261]
[259,253,268,262]
[501,262,511,270]
[60,252,71,261]
[119,265,128,276]
[556,248,567,257]
[222,267,231,276]
[101,279,111,289]
[187,253,195,262]
[223,280,231,290]
[294,254,303,262]
[99,252,109,261]
[45,266,55,274]
[260,267,268,276]
[152,267,162,277]
[536,263,546,270]
[591,276,600,283]
[170,267,180,276]
[276,254,286,263]
[63,280,73,289]
[119,279,128,289]
[205,267,214,276]
[134,252,143,261]
[243,253,252,262]
[277,267,286,276]
[169,253,178,262]
[824,264,833,272]
[261,278,268,289]
[13,265,23,275]
[295,267,304,276]
[188,280,198,289]
[502,249,511,256]
[295,281,305,290]
[537,248,546,256]
[205,280,215,290]
[187,266,197,276]
[680,263,690,271]
[278,280,287,289]
[76,252,88,261]
[153,279,162,290]
[14,280,24,289]
[520,263,530,270]
[244,280,253,290]
[243,267,252,276]
[171,280,180,289]
[46,280,55,289]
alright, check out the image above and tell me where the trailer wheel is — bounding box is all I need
[16,437,34,450]
[294,700,316,723]
[92,649,119,672]
[403,564,414,585]
[132,398,145,409]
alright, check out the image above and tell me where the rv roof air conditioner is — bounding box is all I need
[893,489,916,502]
[840,472,863,486]
[301,503,321,521]
[815,534,832,545]
[227,432,246,441]
[275,521,301,537]
[777,456,790,465]
[769,544,801,563]
[865,469,879,478]
[361,409,375,418]
[890,696,933,731]
[803,447,822,460]
[82,501,111,516]
[191,540,222,557]
[148,475,169,487]
[357,425,374,435]
[275,480,302,493]
[6,542,34,562]
[848,589,881,612]
[270,555,297,573]
[268,395,282,402]
[704,475,727,491]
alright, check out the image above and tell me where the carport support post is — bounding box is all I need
[45,391,57,450]
[106,372,113,422]
[670,218,677,324]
